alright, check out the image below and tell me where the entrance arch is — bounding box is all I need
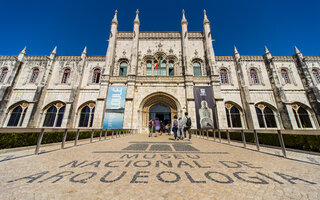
[139,92,182,132]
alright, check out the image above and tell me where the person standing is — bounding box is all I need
[178,117,184,139]
[154,118,160,137]
[148,118,154,137]
[182,112,192,141]
[171,115,179,140]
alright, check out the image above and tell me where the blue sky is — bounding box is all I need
[0,0,319,56]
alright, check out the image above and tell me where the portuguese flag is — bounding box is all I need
[154,57,161,69]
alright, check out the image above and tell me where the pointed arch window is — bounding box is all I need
[30,69,39,83]
[146,61,152,76]
[225,104,242,128]
[92,69,101,83]
[79,104,95,127]
[313,69,320,84]
[281,69,290,84]
[7,105,28,127]
[43,103,65,127]
[61,69,71,84]
[255,105,277,128]
[119,62,128,76]
[220,69,229,84]
[0,68,8,83]
[250,69,259,84]
[292,105,313,128]
[169,61,174,76]
[193,62,201,76]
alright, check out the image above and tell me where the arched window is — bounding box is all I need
[160,61,166,76]
[220,69,229,84]
[225,104,242,128]
[250,69,259,84]
[79,104,95,127]
[255,105,277,128]
[7,104,28,127]
[0,68,8,83]
[146,61,152,76]
[313,69,320,84]
[61,69,71,84]
[169,61,174,76]
[119,62,128,76]
[193,62,201,76]
[293,106,313,128]
[30,69,39,83]
[264,107,277,128]
[92,69,101,83]
[281,69,290,84]
[43,104,65,127]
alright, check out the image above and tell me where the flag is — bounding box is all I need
[154,57,161,69]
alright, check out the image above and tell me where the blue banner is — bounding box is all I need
[106,86,127,110]
[103,86,127,129]
[103,112,124,129]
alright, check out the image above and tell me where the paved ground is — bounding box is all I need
[1,133,320,200]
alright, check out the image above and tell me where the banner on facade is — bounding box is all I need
[103,86,127,129]
[193,86,217,129]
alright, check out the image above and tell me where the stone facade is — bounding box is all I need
[0,10,319,132]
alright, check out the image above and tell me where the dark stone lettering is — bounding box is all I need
[100,171,127,183]
[38,171,74,183]
[157,171,181,183]
[233,172,268,184]
[219,161,241,168]
[155,160,173,168]
[130,171,149,183]
[193,161,210,168]
[125,160,132,167]
[237,161,262,169]
[177,161,194,168]
[274,172,316,185]
[256,172,283,184]
[120,154,139,159]
[173,154,184,159]
[7,171,49,183]
[133,160,151,167]
[104,161,124,167]
[59,160,88,168]
[185,171,206,183]
[186,154,200,159]
[205,171,234,184]
[80,160,101,168]
[160,154,171,159]
[143,154,156,159]
[70,172,97,184]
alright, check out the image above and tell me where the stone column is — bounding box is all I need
[124,10,140,129]
[66,47,87,128]
[98,10,119,128]
[263,46,292,129]
[233,46,255,130]
[294,46,320,124]
[202,10,220,129]
[0,47,25,126]
[27,47,57,127]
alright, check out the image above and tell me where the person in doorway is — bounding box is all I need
[182,112,192,141]
[178,117,184,139]
[168,123,171,135]
[160,120,164,136]
[171,115,179,140]
[148,118,154,137]
[154,117,160,137]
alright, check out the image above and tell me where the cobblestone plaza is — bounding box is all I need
[1,134,320,199]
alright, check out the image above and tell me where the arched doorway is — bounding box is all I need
[139,92,182,133]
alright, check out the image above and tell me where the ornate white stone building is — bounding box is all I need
[0,10,320,132]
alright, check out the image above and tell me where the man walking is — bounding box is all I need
[182,112,192,141]
[148,118,154,137]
